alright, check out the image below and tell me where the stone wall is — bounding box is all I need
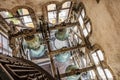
[82,0,120,79]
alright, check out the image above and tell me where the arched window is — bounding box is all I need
[59,1,71,23]
[104,68,113,79]
[78,3,86,28]
[0,7,35,31]
[0,33,12,56]
[47,4,57,24]
[90,46,114,80]
[97,66,107,80]
[88,70,96,79]
[62,1,71,8]
[0,11,20,25]
[47,4,56,11]
[47,1,72,24]
[16,8,35,28]
[0,11,13,18]
[96,67,114,80]
[78,3,92,37]
[79,16,92,37]
[83,17,92,37]
[92,49,104,65]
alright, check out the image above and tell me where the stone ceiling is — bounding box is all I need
[0,0,73,16]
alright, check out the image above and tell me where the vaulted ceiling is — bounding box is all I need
[0,0,73,16]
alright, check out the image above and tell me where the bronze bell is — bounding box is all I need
[65,65,80,80]
[24,34,45,58]
[55,29,69,41]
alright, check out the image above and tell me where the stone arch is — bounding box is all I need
[12,6,37,27]
[91,44,116,79]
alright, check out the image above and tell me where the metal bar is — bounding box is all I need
[44,24,56,78]
[48,7,71,12]
[86,48,100,79]
[68,2,74,19]
[0,63,14,80]
[50,44,85,55]
[60,65,95,78]
[49,54,56,77]
[70,29,82,40]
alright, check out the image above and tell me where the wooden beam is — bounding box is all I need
[49,22,79,30]
[10,22,79,38]
[60,65,95,78]
[50,44,85,55]
[4,14,30,19]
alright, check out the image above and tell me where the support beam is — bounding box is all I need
[70,29,82,40]
[50,44,85,55]
[50,22,79,30]
[60,65,95,78]
[32,58,50,64]
[10,22,79,38]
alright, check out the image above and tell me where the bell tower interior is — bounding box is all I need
[0,0,120,80]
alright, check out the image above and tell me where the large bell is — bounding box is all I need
[65,65,80,80]
[24,34,45,58]
[24,35,42,50]
[55,52,70,62]
[55,29,69,41]
[30,45,45,58]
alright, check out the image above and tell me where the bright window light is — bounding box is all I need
[23,16,32,23]
[48,11,56,24]
[0,11,13,18]
[86,21,91,32]
[54,39,68,49]
[78,39,82,44]
[74,35,78,40]
[78,15,84,29]
[73,26,78,32]
[25,23,34,28]
[88,70,96,79]
[62,1,71,8]
[81,9,85,18]
[2,37,8,50]
[48,11,56,19]
[47,4,56,11]
[59,9,69,23]
[104,69,113,79]
[97,67,107,80]
[83,28,88,37]
[92,52,99,65]
[5,18,21,24]
[97,50,104,61]
[17,8,29,15]
[17,8,35,28]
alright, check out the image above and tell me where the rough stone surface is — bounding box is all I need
[81,0,120,79]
